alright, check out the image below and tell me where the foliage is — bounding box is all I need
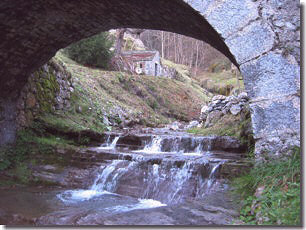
[207,59,232,73]
[64,32,114,69]
[35,68,60,113]
[232,147,301,225]
[187,109,254,151]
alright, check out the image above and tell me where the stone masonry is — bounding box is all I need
[15,59,74,129]
[0,0,300,158]
[200,93,250,129]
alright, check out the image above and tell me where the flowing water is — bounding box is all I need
[0,129,248,225]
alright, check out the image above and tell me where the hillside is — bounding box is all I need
[48,51,210,131]
[193,58,244,96]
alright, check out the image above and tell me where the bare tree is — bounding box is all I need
[114,28,127,56]
[140,30,229,74]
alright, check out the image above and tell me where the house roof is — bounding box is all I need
[121,50,158,62]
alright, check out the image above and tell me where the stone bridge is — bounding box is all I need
[0,0,300,157]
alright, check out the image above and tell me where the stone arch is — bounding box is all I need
[0,0,300,157]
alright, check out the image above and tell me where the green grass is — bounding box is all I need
[232,147,301,225]
[161,58,193,83]
[187,113,243,137]
[196,69,244,96]
[0,124,80,185]
[187,108,254,151]
[54,50,211,124]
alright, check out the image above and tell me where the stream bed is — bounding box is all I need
[0,128,250,225]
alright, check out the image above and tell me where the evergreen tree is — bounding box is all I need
[64,32,114,69]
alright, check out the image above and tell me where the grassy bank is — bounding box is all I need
[0,122,80,185]
[187,109,254,152]
[55,51,210,126]
[232,147,301,225]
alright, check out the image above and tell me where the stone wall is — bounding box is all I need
[16,59,74,129]
[200,93,250,128]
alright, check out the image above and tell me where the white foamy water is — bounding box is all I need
[57,189,115,204]
[97,136,120,150]
[105,198,166,213]
[143,136,163,152]
[182,152,202,156]
[207,160,226,188]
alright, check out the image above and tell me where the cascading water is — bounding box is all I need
[55,131,239,222]
[98,136,120,150]
[143,136,163,153]
[138,135,214,155]
[206,161,226,189]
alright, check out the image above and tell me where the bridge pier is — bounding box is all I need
[0,92,18,146]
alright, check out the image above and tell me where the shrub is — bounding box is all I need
[64,32,114,69]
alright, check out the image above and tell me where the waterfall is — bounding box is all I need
[137,136,214,155]
[143,136,163,153]
[98,136,120,150]
[169,161,193,202]
[58,133,232,206]
[206,161,225,189]
[58,158,226,206]
[91,160,137,192]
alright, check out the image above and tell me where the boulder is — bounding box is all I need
[212,95,226,101]
[238,92,248,100]
[168,121,183,130]
[186,120,199,129]
[204,110,223,128]
[200,105,209,114]
[230,104,241,115]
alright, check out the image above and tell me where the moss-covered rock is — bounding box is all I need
[16,57,74,129]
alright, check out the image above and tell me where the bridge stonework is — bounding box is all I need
[0,0,300,158]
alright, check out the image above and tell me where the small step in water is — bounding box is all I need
[135,135,213,155]
[97,136,120,150]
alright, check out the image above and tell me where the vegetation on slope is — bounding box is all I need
[232,147,301,225]
[188,108,254,152]
[194,58,244,96]
[55,50,210,126]
[0,122,79,185]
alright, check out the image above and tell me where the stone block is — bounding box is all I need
[204,0,259,38]
[241,52,300,100]
[250,96,300,139]
[225,21,275,64]
[230,104,241,116]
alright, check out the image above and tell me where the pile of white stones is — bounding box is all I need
[200,92,249,128]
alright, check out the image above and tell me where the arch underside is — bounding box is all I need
[0,0,236,98]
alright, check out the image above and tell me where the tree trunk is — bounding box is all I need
[115,29,127,56]
[161,31,164,59]
[194,41,199,77]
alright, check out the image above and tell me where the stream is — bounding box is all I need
[0,128,250,225]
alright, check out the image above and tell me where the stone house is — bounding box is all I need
[121,50,163,76]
